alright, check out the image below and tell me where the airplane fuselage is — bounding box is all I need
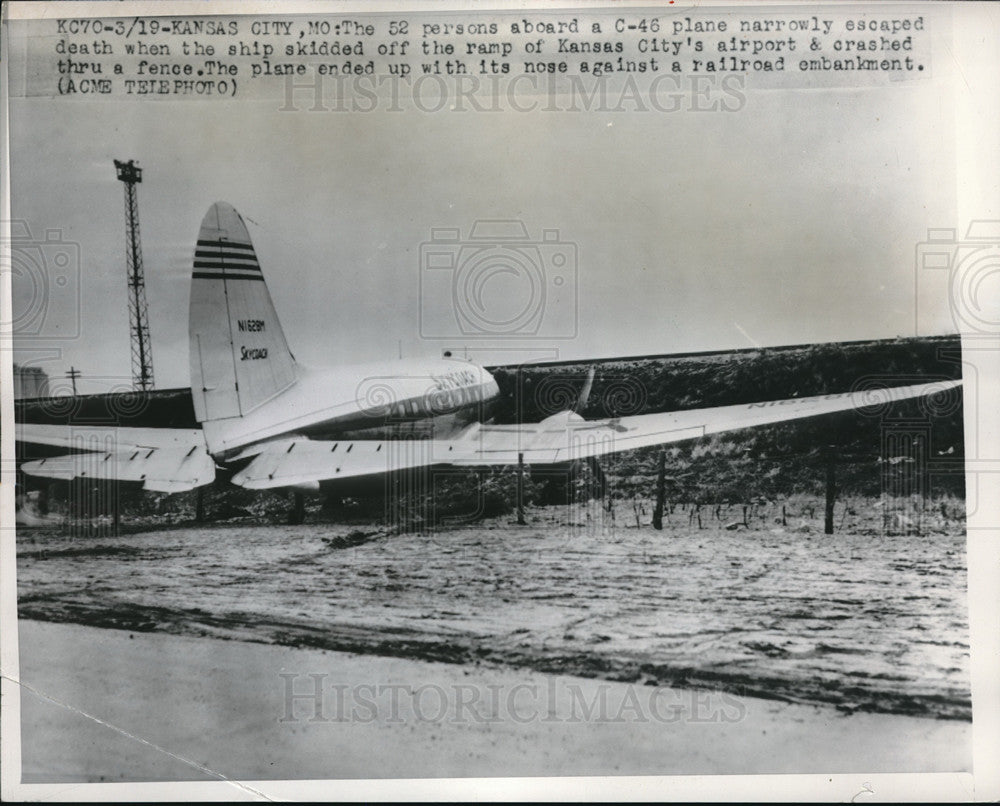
[203,357,499,459]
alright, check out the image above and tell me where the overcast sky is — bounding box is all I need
[9,14,960,394]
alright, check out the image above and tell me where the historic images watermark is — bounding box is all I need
[280,72,747,114]
[278,673,750,725]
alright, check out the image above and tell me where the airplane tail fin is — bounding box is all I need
[189,202,297,423]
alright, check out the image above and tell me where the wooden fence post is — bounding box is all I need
[824,444,836,535]
[652,450,666,530]
[516,452,526,525]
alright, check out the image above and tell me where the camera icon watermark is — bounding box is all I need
[34,374,153,424]
[915,221,1000,335]
[847,373,965,536]
[849,374,962,421]
[419,220,578,339]
[1,220,82,341]
[525,372,649,419]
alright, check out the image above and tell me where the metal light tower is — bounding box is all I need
[114,159,155,391]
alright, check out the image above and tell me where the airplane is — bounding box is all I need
[15,201,961,523]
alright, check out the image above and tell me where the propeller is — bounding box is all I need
[576,367,603,495]
[573,367,597,414]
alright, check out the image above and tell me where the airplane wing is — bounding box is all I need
[230,379,960,490]
[16,424,215,493]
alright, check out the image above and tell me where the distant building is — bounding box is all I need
[13,364,50,399]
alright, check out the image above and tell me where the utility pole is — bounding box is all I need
[66,366,81,396]
[114,159,155,392]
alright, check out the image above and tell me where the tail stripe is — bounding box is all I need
[196,239,255,251]
[195,252,261,263]
[194,260,260,268]
[193,265,262,273]
[192,272,265,282]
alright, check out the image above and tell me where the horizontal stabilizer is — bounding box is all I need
[17,423,206,451]
[20,432,215,493]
